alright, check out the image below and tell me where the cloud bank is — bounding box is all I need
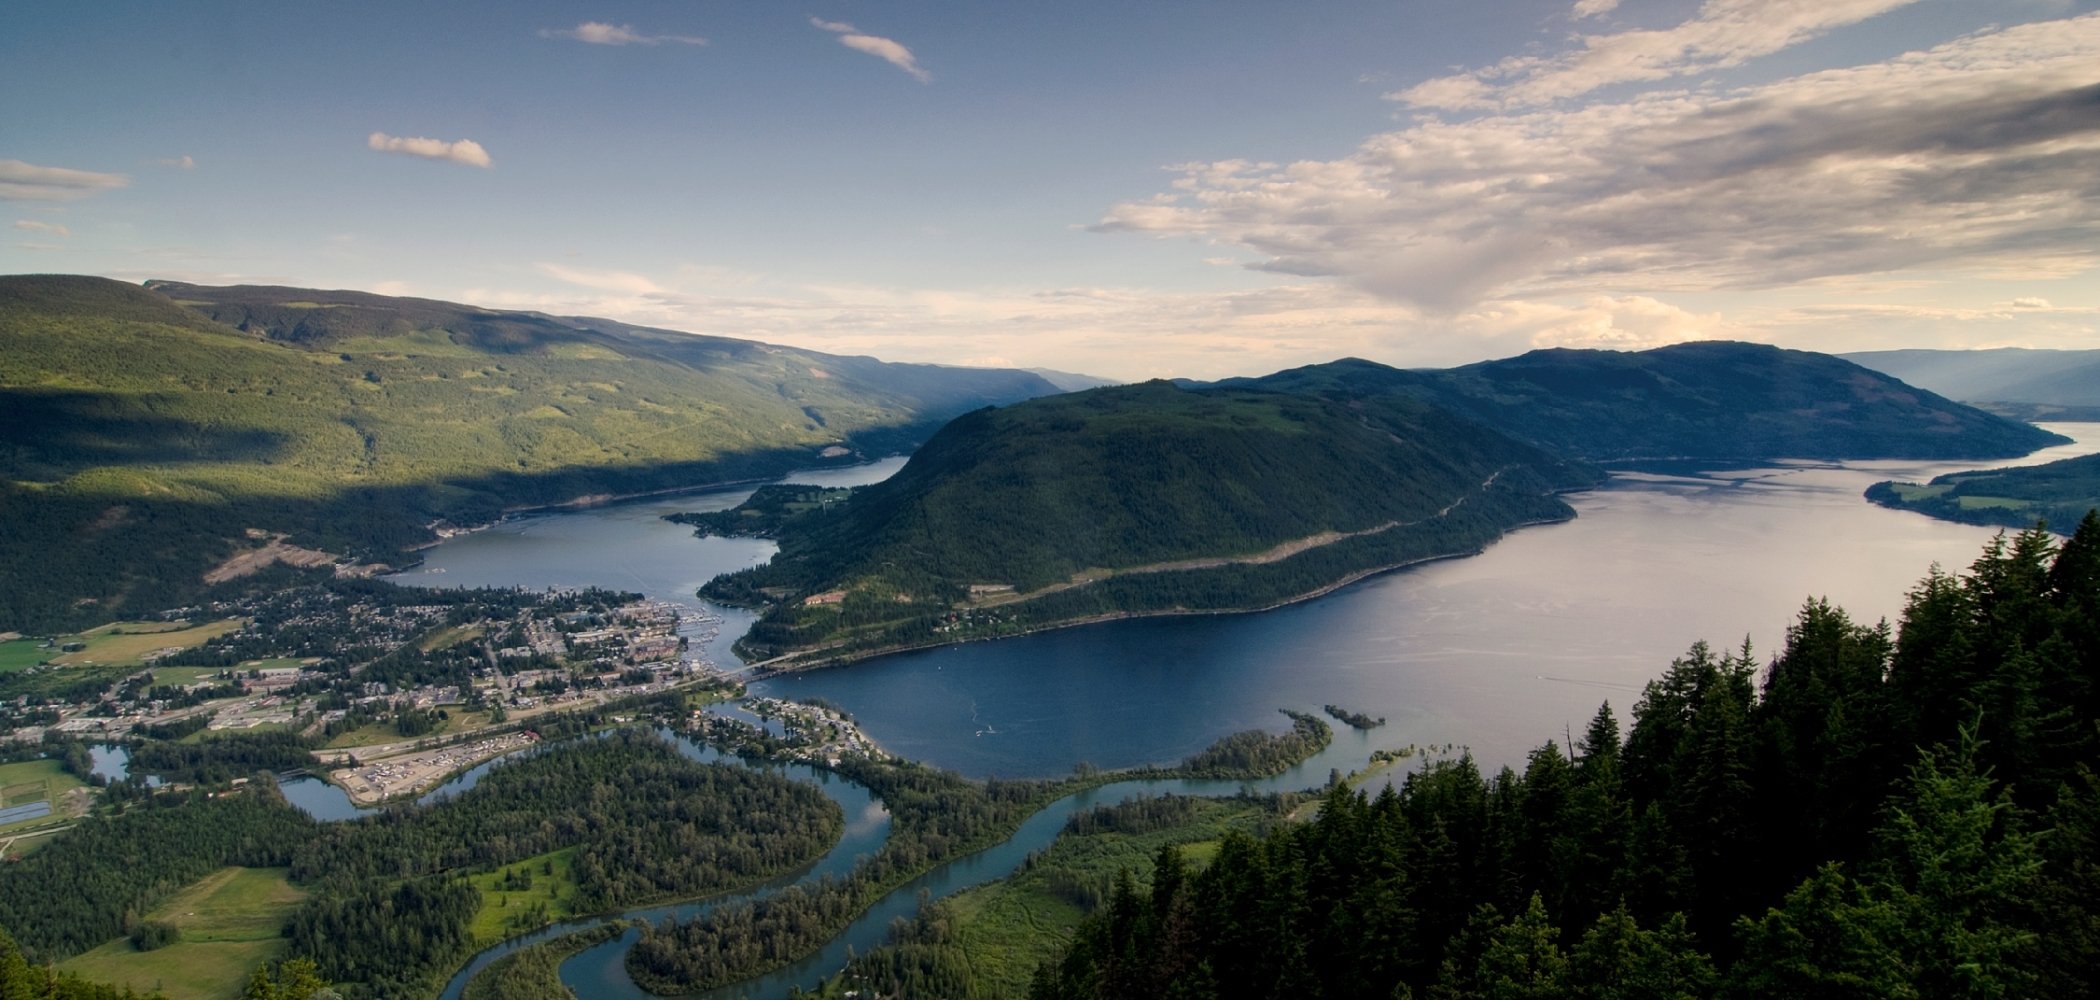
[0,159,129,201]
[540,22,706,46]
[811,17,931,83]
[367,132,493,168]
[1095,14,2100,312]
[1391,0,1921,111]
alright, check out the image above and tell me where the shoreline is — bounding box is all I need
[404,456,898,553]
[746,510,1576,678]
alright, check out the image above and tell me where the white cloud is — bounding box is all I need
[367,132,493,168]
[810,17,931,83]
[1390,0,1921,111]
[540,22,706,46]
[0,159,129,201]
[1094,14,2100,313]
[13,220,71,237]
[153,155,196,170]
[537,262,666,296]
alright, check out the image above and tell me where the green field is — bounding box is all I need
[418,624,486,652]
[0,758,85,833]
[0,638,51,673]
[49,619,244,667]
[321,707,496,750]
[466,847,582,944]
[57,867,307,1000]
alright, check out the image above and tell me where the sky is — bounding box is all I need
[4,0,2098,380]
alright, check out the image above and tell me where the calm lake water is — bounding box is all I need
[396,429,2098,779]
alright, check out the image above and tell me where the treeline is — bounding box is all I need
[285,878,481,994]
[129,730,314,784]
[835,794,1280,1000]
[0,928,162,999]
[281,730,840,994]
[290,730,840,896]
[1031,517,2100,998]
[1177,710,1331,779]
[0,787,316,963]
[461,924,624,1000]
[627,758,1079,992]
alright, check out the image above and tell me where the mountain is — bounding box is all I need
[1025,368,1120,392]
[699,378,1599,667]
[1240,342,2066,462]
[1843,347,2100,421]
[1868,453,2100,532]
[0,275,1059,630]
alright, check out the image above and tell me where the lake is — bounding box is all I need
[395,428,2099,779]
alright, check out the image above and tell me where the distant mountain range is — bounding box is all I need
[1844,348,2100,421]
[697,343,2065,668]
[1238,342,2066,462]
[0,275,1060,630]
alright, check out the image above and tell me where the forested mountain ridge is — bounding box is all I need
[0,274,1059,631]
[1018,517,2100,1000]
[698,380,1599,666]
[1240,342,2067,462]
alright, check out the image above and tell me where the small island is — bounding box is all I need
[1323,704,1386,730]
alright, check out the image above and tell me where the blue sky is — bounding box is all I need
[5,0,2097,379]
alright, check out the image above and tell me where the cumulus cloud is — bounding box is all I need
[1391,0,1920,111]
[367,132,493,168]
[1094,14,2100,312]
[13,220,71,236]
[540,22,706,46]
[811,17,931,83]
[153,155,196,170]
[0,159,129,201]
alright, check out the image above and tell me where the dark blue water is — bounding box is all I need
[763,427,2100,776]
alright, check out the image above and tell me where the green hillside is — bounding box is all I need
[0,275,1057,630]
[1243,342,2068,462]
[698,380,1598,666]
[1868,452,2100,531]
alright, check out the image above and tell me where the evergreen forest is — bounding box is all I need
[1019,515,2100,1000]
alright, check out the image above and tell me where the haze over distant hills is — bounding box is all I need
[1844,348,2100,421]
[0,275,1059,630]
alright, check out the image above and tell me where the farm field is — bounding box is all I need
[48,619,244,667]
[58,867,307,1000]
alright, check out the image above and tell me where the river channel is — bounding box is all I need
[372,427,2098,996]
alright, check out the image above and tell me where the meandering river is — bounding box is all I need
[376,426,2098,996]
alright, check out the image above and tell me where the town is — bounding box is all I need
[0,578,750,841]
